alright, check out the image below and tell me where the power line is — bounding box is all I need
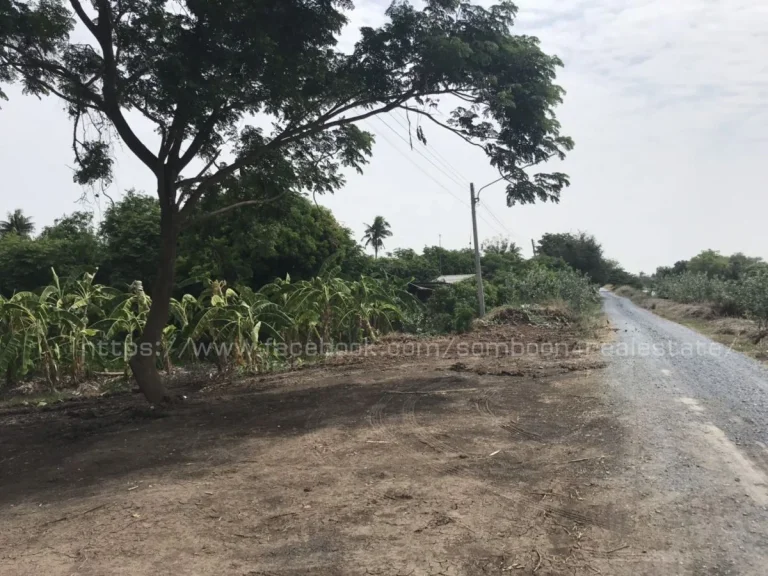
[374,116,467,189]
[389,110,470,186]
[477,202,525,243]
[364,120,470,209]
[371,116,506,234]
[384,111,519,241]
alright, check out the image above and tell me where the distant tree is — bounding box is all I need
[602,259,640,288]
[362,216,393,259]
[373,248,439,283]
[2,0,573,402]
[0,209,34,237]
[655,260,688,279]
[99,191,162,290]
[40,211,94,241]
[481,236,523,279]
[482,235,521,257]
[0,211,100,295]
[726,253,764,281]
[179,179,360,289]
[537,232,607,284]
[672,260,689,275]
[99,186,361,293]
[688,250,729,278]
[423,246,475,276]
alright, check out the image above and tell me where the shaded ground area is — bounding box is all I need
[1,316,648,575]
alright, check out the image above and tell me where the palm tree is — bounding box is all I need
[361,216,392,259]
[0,209,34,237]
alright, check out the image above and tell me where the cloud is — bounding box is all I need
[320,1,768,271]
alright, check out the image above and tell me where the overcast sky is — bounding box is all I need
[1,0,767,273]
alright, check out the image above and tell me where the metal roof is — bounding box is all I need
[433,274,475,284]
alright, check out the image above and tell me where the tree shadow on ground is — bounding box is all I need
[0,370,463,506]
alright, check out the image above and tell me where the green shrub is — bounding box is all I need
[655,273,715,303]
[496,266,600,314]
[453,305,475,333]
[653,270,768,331]
[735,271,768,338]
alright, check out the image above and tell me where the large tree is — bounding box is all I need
[537,232,606,284]
[362,215,392,259]
[1,0,573,402]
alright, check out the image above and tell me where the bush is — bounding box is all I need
[453,305,476,333]
[652,270,768,333]
[735,271,768,339]
[496,266,600,314]
[655,272,715,303]
[422,278,499,333]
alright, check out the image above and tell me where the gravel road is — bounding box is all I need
[602,290,768,574]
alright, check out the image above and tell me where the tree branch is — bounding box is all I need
[178,94,413,197]
[77,0,159,173]
[398,105,488,154]
[177,108,223,170]
[181,193,288,229]
[69,0,99,38]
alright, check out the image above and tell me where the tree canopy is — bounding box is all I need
[655,250,766,282]
[1,0,574,402]
[1,0,573,214]
[537,232,606,283]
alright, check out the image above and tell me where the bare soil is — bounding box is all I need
[0,319,647,575]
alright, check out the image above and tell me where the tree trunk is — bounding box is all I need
[129,199,179,404]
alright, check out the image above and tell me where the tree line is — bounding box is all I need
[2,193,634,300]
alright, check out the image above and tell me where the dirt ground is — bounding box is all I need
[0,316,652,575]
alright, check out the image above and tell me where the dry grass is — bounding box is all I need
[612,286,768,362]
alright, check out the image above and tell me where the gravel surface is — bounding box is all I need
[602,290,768,574]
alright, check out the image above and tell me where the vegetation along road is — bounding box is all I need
[602,290,768,574]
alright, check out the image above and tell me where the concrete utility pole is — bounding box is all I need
[438,234,442,275]
[469,183,486,317]
[531,238,537,257]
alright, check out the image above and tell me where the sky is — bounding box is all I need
[1,0,767,273]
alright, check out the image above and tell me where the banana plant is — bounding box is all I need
[40,269,115,381]
[283,275,352,345]
[92,280,151,374]
[190,281,290,372]
[0,292,56,386]
[342,276,413,342]
[0,269,417,390]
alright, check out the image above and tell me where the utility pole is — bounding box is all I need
[469,183,486,317]
[531,238,537,257]
[438,234,443,275]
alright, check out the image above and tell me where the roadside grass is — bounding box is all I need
[613,285,768,362]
